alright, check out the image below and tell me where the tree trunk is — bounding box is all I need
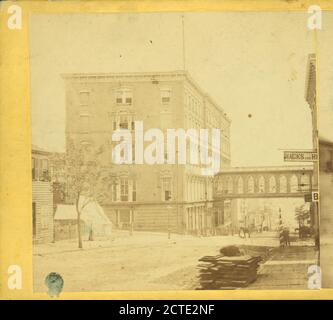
[76,195,83,249]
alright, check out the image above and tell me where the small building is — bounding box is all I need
[54,197,112,241]
[32,146,54,244]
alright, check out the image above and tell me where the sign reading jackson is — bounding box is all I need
[284,151,318,162]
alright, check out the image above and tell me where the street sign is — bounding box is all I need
[284,151,318,162]
[304,192,319,202]
[312,191,319,202]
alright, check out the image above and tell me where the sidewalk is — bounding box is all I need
[248,245,318,289]
[34,230,280,256]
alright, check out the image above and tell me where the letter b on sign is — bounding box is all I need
[312,191,319,202]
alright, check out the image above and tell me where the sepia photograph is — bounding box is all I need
[29,11,326,293]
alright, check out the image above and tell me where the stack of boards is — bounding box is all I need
[198,254,262,289]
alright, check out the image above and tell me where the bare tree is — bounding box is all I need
[65,139,108,248]
[295,204,310,226]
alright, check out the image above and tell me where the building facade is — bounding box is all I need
[62,71,231,234]
[32,146,54,244]
[319,137,333,234]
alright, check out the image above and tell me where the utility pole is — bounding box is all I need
[305,53,319,249]
[165,191,172,239]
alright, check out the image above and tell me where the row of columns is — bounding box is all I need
[185,206,208,232]
[187,176,213,202]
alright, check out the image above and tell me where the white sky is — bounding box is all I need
[30,11,332,167]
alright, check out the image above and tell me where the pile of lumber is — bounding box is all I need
[198,254,262,289]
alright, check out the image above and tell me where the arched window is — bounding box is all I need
[223,176,233,194]
[216,176,222,191]
[258,176,265,193]
[269,176,276,193]
[290,175,298,193]
[237,177,244,194]
[247,176,255,193]
[227,177,233,194]
[279,175,287,193]
[300,174,310,192]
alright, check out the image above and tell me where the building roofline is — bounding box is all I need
[32,144,52,155]
[216,165,313,174]
[61,70,231,122]
[61,70,188,80]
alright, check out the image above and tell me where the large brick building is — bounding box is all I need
[62,71,231,234]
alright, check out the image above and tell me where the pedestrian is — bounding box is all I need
[282,227,290,247]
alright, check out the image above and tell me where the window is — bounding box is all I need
[119,116,129,129]
[247,176,255,193]
[41,159,49,181]
[300,174,310,192]
[32,158,36,180]
[132,181,136,202]
[116,88,132,105]
[161,88,171,104]
[223,177,233,194]
[258,176,265,193]
[290,175,298,193]
[32,157,50,181]
[79,91,89,105]
[80,115,90,132]
[269,176,276,193]
[116,92,122,104]
[162,177,172,201]
[279,176,287,193]
[120,178,129,201]
[237,177,244,194]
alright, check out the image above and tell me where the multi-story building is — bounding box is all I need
[32,146,54,243]
[62,71,231,234]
